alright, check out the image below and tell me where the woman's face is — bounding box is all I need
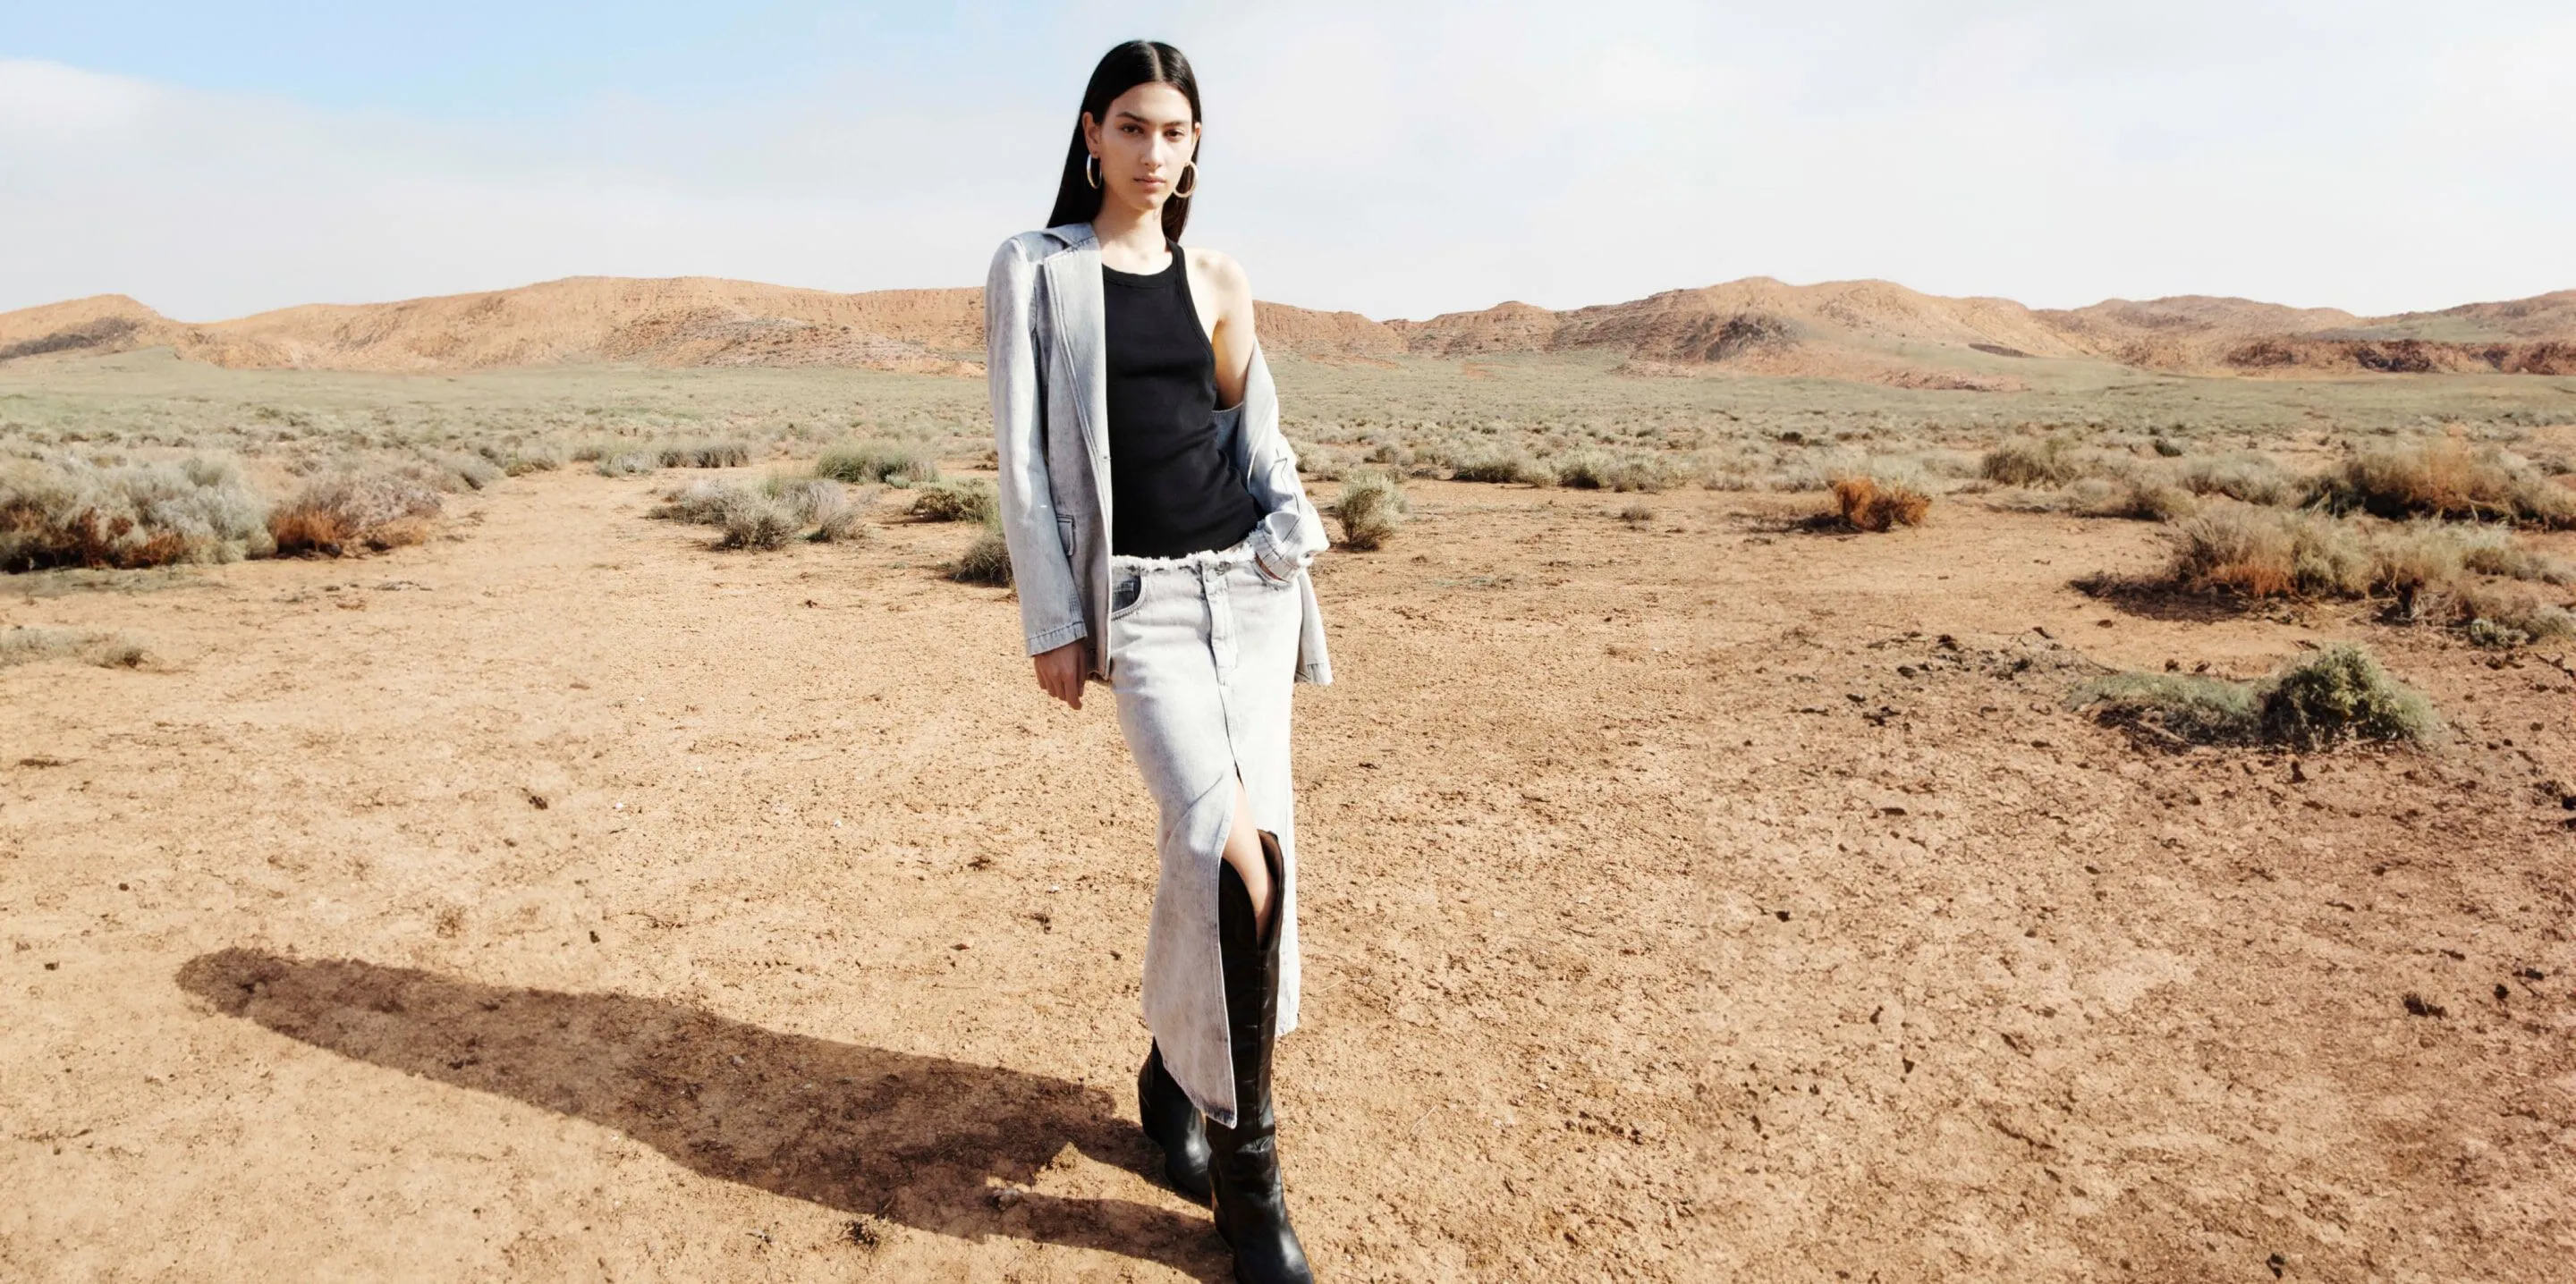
[1083,82,1199,217]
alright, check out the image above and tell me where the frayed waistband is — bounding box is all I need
[1109,536,1260,573]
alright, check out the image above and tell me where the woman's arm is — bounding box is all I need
[1195,248,1258,411]
[987,235,1090,708]
[1189,249,1327,585]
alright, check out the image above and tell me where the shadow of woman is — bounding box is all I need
[176,948,1227,1280]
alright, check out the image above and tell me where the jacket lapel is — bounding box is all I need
[1040,226,1110,479]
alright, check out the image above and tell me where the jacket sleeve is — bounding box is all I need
[1236,343,1329,585]
[987,236,1089,655]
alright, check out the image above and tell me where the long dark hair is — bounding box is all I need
[1046,40,1202,241]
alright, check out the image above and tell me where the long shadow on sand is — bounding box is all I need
[176,948,1227,1280]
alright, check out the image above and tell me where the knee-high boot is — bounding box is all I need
[1208,832,1313,1284]
[1138,1041,1212,1201]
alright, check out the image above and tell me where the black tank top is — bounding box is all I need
[1102,246,1261,558]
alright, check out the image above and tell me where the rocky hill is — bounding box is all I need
[5,274,2572,383]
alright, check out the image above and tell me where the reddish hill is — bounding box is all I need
[4,275,2572,381]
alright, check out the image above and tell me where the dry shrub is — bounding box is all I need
[2074,643,2435,748]
[2325,436,2576,528]
[818,440,939,486]
[657,440,753,469]
[1447,443,1552,486]
[910,479,996,523]
[269,469,443,556]
[2453,585,2576,646]
[2175,452,2305,506]
[496,443,565,476]
[953,515,1013,584]
[1335,472,1409,550]
[718,496,798,550]
[1,455,272,571]
[2168,504,2368,597]
[653,476,860,548]
[421,452,503,492]
[1552,448,1674,492]
[649,479,746,525]
[1829,476,1930,532]
[811,505,870,544]
[762,477,851,526]
[1979,436,2085,486]
[2071,473,2199,522]
[0,625,149,670]
[594,452,658,477]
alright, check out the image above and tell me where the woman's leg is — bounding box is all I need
[1221,775,1274,935]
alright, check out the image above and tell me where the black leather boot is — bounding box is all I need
[1137,1041,1213,1201]
[1208,832,1313,1284]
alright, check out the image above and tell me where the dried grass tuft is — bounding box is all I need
[818,440,940,486]
[1335,472,1409,550]
[0,455,272,571]
[268,469,443,556]
[1829,476,1931,531]
[953,515,1013,584]
[909,479,997,524]
[2323,436,2576,528]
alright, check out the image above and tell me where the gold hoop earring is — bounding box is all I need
[1173,162,1197,199]
[1085,155,1100,190]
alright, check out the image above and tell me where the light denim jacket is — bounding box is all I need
[986,223,1334,685]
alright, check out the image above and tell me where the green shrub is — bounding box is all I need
[818,440,940,486]
[910,478,996,523]
[2071,672,2262,744]
[1335,472,1408,550]
[2073,643,2435,748]
[2260,645,2438,748]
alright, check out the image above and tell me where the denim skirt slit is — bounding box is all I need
[1106,535,1304,1130]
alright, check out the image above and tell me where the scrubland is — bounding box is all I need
[4,345,2574,1281]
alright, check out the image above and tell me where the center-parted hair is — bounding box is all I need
[1047,40,1202,241]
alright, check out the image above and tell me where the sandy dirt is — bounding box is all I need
[4,471,2572,1281]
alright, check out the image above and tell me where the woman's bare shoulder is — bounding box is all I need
[1184,246,1251,306]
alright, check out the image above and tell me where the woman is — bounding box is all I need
[985,39,1330,1284]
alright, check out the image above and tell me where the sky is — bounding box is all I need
[4,1,2572,322]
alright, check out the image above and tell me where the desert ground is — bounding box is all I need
[4,342,2576,1281]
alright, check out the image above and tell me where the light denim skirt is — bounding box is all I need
[1106,536,1304,1129]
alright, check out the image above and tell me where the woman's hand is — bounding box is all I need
[1033,640,1089,710]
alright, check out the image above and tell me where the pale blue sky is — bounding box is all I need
[5,2,2572,321]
